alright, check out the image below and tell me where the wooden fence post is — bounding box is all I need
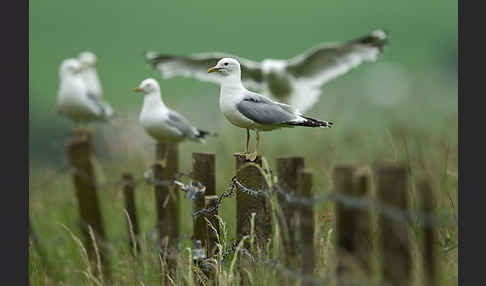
[153,142,180,280]
[418,177,438,286]
[122,172,139,254]
[192,152,216,252]
[297,170,315,281]
[234,154,272,250]
[333,165,357,286]
[376,164,411,286]
[352,168,372,277]
[192,152,216,196]
[234,154,272,286]
[67,130,110,281]
[334,165,373,285]
[205,195,220,256]
[276,156,304,269]
[193,192,208,249]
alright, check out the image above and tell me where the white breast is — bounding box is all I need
[219,87,256,129]
[139,96,183,142]
[80,68,102,97]
[58,76,101,122]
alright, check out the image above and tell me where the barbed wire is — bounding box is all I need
[188,175,456,228]
[30,162,456,231]
[192,179,237,219]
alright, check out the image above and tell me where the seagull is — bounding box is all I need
[133,78,215,162]
[78,51,102,99]
[146,29,387,112]
[208,58,333,161]
[57,58,115,127]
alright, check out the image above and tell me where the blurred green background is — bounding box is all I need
[30,1,458,284]
[30,0,457,166]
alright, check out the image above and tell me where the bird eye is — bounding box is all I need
[224,62,228,66]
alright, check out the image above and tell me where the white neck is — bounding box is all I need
[142,91,167,114]
[220,73,244,90]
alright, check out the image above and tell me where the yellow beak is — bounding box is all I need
[133,87,143,92]
[208,66,220,73]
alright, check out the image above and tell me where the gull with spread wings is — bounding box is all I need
[146,29,387,112]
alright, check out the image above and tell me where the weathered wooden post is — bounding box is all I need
[122,172,139,254]
[234,154,272,249]
[193,192,208,247]
[153,142,180,279]
[276,156,304,270]
[234,154,272,285]
[418,177,438,286]
[192,152,216,251]
[205,195,220,256]
[333,165,357,286]
[352,168,372,276]
[297,169,315,281]
[334,165,373,285]
[376,164,411,286]
[67,129,110,280]
[193,152,216,196]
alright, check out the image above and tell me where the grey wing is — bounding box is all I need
[86,93,115,118]
[166,110,200,139]
[236,92,298,125]
[285,30,387,86]
[144,52,264,90]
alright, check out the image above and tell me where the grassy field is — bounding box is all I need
[30,0,457,285]
[29,84,458,285]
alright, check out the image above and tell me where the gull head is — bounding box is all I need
[60,58,83,77]
[79,51,98,67]
[133,78,160,95]
[208,58,241,77]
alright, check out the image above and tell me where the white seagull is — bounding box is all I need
[133,78,215,154]
[208,58,333,161]
[57,58,115,126]
[146,29,387,112]
[78,51,102,99]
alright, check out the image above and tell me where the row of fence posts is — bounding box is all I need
[29,129,439,286]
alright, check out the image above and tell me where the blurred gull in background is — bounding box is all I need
[133,78,216,159]
[146,29,387,113]
[78,51,102,99]
[208,58,333,161]
[57,58,115,126]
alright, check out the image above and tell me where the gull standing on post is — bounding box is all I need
[208,58,333,161]
[133,78,215,162]
[57,58,115,126]
[146,29,387,112]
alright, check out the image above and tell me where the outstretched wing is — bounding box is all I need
[285,30,388,87]
[145,52,264,90]
[236,91,298,125]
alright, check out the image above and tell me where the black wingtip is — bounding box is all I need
[197,129,218,139]
[355,29,389,51]
[324,121,334,128]
[288,116,334,128]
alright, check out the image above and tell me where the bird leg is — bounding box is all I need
[256,131,260,155]
[236,129,251,157]
[156,144,169,168]
[246,130,259,162]
[246,129,250,153]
